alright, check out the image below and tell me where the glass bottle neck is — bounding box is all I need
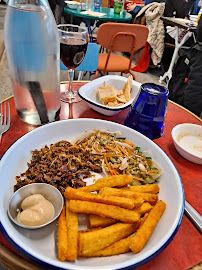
[7,0,50,9]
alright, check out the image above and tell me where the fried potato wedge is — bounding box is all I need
[57,205,68,262]
[129,184,159,194]
[78,222,139,256]
[65,186,137,209]
[69,200,140,223]
[65,200,78,261]
[78,175,133,192]
[130,200,166,254]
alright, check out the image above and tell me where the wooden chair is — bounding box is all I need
[94,22,149,79]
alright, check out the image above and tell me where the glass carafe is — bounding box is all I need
[4,0,61,125]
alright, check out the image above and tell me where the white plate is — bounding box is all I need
[0,119,184,269]
[172,123,202,165]
[78,75,141,116]
[65,1,81,9]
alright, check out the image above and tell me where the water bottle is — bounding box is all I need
[4,0,61,125]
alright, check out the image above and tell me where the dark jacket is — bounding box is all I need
[164,0,197,18]
[168,17,202,116]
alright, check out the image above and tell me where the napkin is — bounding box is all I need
[80,10,106,17]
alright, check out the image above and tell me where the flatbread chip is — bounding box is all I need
[107,101,124,107]
[101,96,117,104]
[97,84,117,105]
[116,90,124,96]
[122,75,132,102]
[116,94,127,103]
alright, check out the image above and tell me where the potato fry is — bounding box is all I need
[99,187,141,199]
[69,200,140,223]
[139,213,149,228]
[57,205,68,262]
[65,186,137,209]
[89,202,152,228]
[100,187,158,205]
[66,200,78,261]
[89,215,117,228]
[83,238,131,257]
[134,202,153,216]
[99,187,144,207]
[129,184,159,194]
[78,222,139,256]
[136,192,158,205]
[79,227,103,233]
[130,200,166,254]
[78,175,133,192]
[80,220,140,257]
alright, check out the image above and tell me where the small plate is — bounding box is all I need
[78,75,141,116]
[65,1,81,9]
[172,123,202,164]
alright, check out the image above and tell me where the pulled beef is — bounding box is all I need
[14,140,101,195]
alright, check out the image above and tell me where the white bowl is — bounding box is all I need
[0,119,184,269]
[78,75,141,116]
[172,123,202,165]
[65,1,81,9]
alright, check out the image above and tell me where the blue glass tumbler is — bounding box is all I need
[124,83,168,140]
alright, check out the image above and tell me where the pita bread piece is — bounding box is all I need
[97,83,117,105]
[122,75,133,102]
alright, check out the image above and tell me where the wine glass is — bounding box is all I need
[58,24,88,103]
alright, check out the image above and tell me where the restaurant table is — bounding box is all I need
[159,16,197,84]
[64,7,132,42]
[0,81,201,270]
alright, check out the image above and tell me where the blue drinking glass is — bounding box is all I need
[124,83,168,140]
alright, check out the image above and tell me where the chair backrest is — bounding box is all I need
[97,23,149,53]
[60,42,99,72]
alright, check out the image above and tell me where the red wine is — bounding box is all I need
[60,36,88,69]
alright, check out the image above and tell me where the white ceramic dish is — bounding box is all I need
[0,119,184,269]
[65,1,80,9]
[78,75,141,116]
[172,123,202,165]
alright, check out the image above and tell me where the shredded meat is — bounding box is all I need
[14,140,101,195]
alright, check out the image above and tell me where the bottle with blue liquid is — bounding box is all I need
[4,0,61,125]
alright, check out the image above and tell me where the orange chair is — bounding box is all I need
[94,23,149,79]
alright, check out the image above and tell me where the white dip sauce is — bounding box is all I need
[177,133,202,158]
[17,194,54,226]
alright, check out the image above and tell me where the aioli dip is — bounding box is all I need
[177,133,202,158]
[17,194,54,226]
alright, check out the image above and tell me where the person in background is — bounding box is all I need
[164,0,200,18]
[127,0,165,20]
